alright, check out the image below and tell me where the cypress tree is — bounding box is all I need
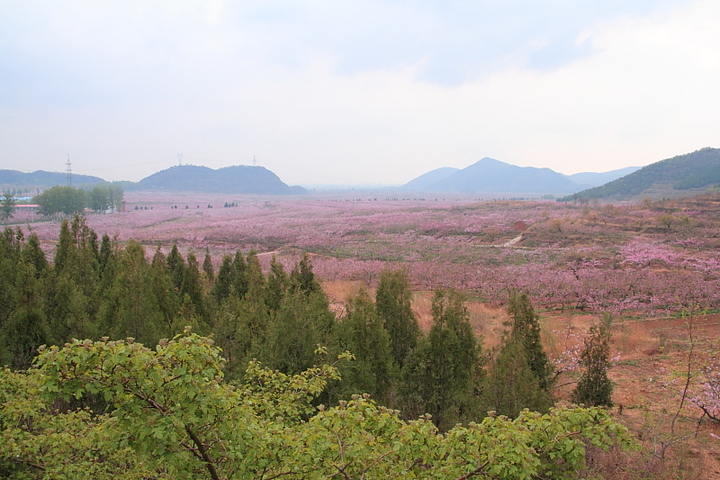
[399,290,482,430]
[376,268,419,369]
[213,254,234,303]
[571,319,614,407]
[507,290,553,390]
[333,288,395,405]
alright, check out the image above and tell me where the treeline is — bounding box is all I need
[32,184,123,216]
[0,216,611,429]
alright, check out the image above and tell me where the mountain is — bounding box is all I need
[567,166,641,188]
[403,157,580,194]
[403,167,459,190]
[0,169,107,188]
[563,147,720,201]
[135,165,306,195]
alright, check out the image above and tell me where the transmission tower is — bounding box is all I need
[65,154,72,187]
[178,153,183,166]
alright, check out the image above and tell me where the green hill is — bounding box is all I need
[561,147,720,201]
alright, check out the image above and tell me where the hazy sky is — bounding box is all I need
[1,1,718,186]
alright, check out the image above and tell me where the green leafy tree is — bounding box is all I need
[33,186,86,216]
[572,318,614,407]
[0,332,633,480]
[375,267,420,368]
[1,192,17,221]
[87,184,123,213]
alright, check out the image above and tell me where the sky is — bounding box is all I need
[1,0,718,187]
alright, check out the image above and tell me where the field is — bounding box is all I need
[13,190,720,478]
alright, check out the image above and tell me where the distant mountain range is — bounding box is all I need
[561,147,720,200]
[2,147,718,198]
[0,165,307,195]
[403,158,640,195]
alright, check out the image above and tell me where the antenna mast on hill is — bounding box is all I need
[178,153,183,166]
[65,154,72,187]
[253,155,257,166]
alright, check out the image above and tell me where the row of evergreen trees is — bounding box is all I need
[0,216,612,429]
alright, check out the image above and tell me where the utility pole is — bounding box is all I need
[65,154,72,187]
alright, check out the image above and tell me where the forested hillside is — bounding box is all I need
[564,147,720,200]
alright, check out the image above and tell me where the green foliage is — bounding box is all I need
[507,290,553,390]
[483,291,554,418]
[572,318,614,407]
[399,290,482,430]
[0,333,634,480]
[88,184,123,212]
[376,267,420,368]
[33,186,86,216]
[333,288,395,404]
[1,192,17,221]
[483,336,553,418]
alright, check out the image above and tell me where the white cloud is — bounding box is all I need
[0,0,716,185]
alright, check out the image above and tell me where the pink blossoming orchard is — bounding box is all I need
[10,190,720,478]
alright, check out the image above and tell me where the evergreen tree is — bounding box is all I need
[202,248,214,283]
[375,268,419,368]
[231,251,249,298]
[266,256,289,311]
[507,290,553,390]
[571,319,614,407]
[260,289,334,375]
[21,233,48,279]
[166,244,185,292]
[213,254,234,303]
[399,290,482,430]
[54,220,73,273]
[4,260,49,369]
[244,251,266,302]
[482,291,554,418]
[98,241,163,345]
[333,288,395,405]
[483,337,553,418]
[290,253,321,296]
[182,251,207,322]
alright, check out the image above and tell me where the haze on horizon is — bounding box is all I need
[1,1,718,187]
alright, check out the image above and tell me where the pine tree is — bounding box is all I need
[375,268,419,369]
[571,319,614,407]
